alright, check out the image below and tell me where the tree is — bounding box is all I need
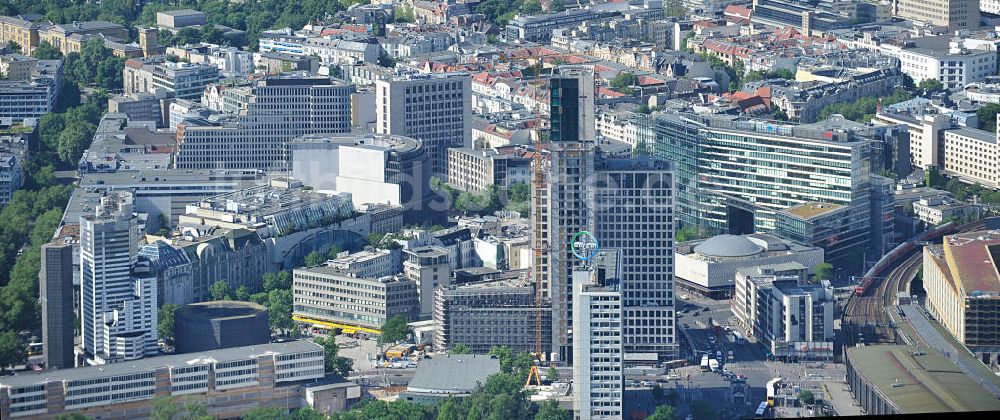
[664,0,687,18]
[977,103,999,133]
[546,366,560,382]
[918,78,945,93]
[814,263,834,281]
[535,399,572,420]
[250,292,269,306]
[263,270,291,292]
[304,250,325,267]
[925,166,944,188]
[676,225,699,242]
[158,303,179,342]
[521,0,543,15]
[235,285,250,301]
[512,352,536,377]
[550,0,566,12]
[451,343,473,354]
[799,389,816,405]
[268,289,294,333]
[150,396,181,420]
[395,4,415,23]
[209,280,231,300]
[32,40,62,59]
[6,40,21,54]
[0,331,25,372]
[56,120,96,164]
[647,404,677,420]
[378,314,409,345]
[315,334,354,377]
[327,245,342,259]
[509,181,530,203]
[610,72,639,93]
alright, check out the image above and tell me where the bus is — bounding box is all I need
[700,355,710,371]
[766,378,782,407]
[754,401,769,418]
[27,342,42,356]
[733,331,745,344]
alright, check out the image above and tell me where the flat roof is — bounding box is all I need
[940,230,1000,295]
[847,345,1000,413]
[406,354,500,394]
[782,202,845,220]
[0,340,321,388]
[947,127,996,144]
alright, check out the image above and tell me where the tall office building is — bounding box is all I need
[375,72,471,177]
[534,66,597,362]
[40,241,75,369]
[80,192,156,364]
[175,74,352,171]
[896,0,979,31]
[594,156,677,362]
[572,252,624,420]
[647,113,889,267]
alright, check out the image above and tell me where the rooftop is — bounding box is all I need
[406,354,501,394]
[693,235,764,258]
[847,345,1000,413]
[935,230,1000,296]
[175,300,268,320]
[782,202,845,220]
[0,340,321,388]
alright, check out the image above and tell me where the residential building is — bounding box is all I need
[433,276,550,354]
[399,355,501,405]
[647,113,892,267]
[912,196,981,225]
[572,254,624,420]
[123,58,220,100]
[79,192,157,364]
[40,240,76,370]
[732,263,835,361]
[506,9,620,42]
[403,246,451,319]
[0,341,347,419]
[292,267,419,334]
[895,0,979,31]
[156,9,207,29]
[375,71,471,177]
[303,38,381,66]
[0,129,27,204]
[0,53,35,80]
[676,233,825,299]
[446,147,531,192]
[838,33,995,89]
[923,230,1000,367]
[175,74,352,171]
[289,133,432,223]
[846,345,1000,414]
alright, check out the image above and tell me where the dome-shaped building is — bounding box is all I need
[692,235,765,260]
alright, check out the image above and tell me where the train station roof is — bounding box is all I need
[847,345,1000,413]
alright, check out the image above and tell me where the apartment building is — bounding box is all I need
[175,74,352,171]
[896,0,979,31]
[375,72,471,177]
[0,130,26,204]
[923,230,1000,367]
[733,263,835,361]
[403,246,451,319]
[446,147,531,192]
[123,58,220,100]
[572,258,624,420]
[0,341,334,419]
[292,267,419,333]
[0,53,35,80]
[839,33,995,90]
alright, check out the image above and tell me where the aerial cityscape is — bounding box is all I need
[1,0,1000,419]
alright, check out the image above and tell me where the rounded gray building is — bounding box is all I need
[174,301,269,353]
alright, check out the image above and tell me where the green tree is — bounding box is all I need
[304,250,325,267]
[378,314,409,345]
[550,0,566,12]
[535,399,572,420]
[814,262,834,281]
[509,181,530,202]
[664,0,687,18]
[647,403,677,420]
[32,40,62,59]
[55,413,91,420]
[490,345,515,373]
[799,389,816,405]
[918,78,945,93]
[676,225,699,242]
[235,285,250,301]
[209,280,231,300]
[0,331,25,372]
[6,40,21,54]
[925,166,944,188]
[327,245,342,259]
[268,289,294,333]
[315,334,354,377]
[512,352,536,377]
[610,71,639,93]
[56,120,96,164]
[451,343,473,354]
[158,303,179,342]
[150,396,180,420]
[977,103,999,133]
[395,4,415,23]
[521,0,542,15]
[250,292,269,306]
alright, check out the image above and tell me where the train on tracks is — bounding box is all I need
[854,222,957,296]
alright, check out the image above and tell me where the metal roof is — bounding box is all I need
[693,234,764,258]
[406,354,500,394]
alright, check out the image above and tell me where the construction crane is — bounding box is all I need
[522,49,575,387]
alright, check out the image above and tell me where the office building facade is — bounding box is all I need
[40,241,76,369]
[571,260,624,420]
[403,246,451,319]
[895,0,979,31]
[375,72,471,177]
[433,279,551,354]
[123,58,220,100]
[292,267,419,333]
[176,75,352,171]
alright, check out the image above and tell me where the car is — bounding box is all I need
[724,326,732,332]
[641,380,655,387]
[680,294,689,300]
[627,380,640,387]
